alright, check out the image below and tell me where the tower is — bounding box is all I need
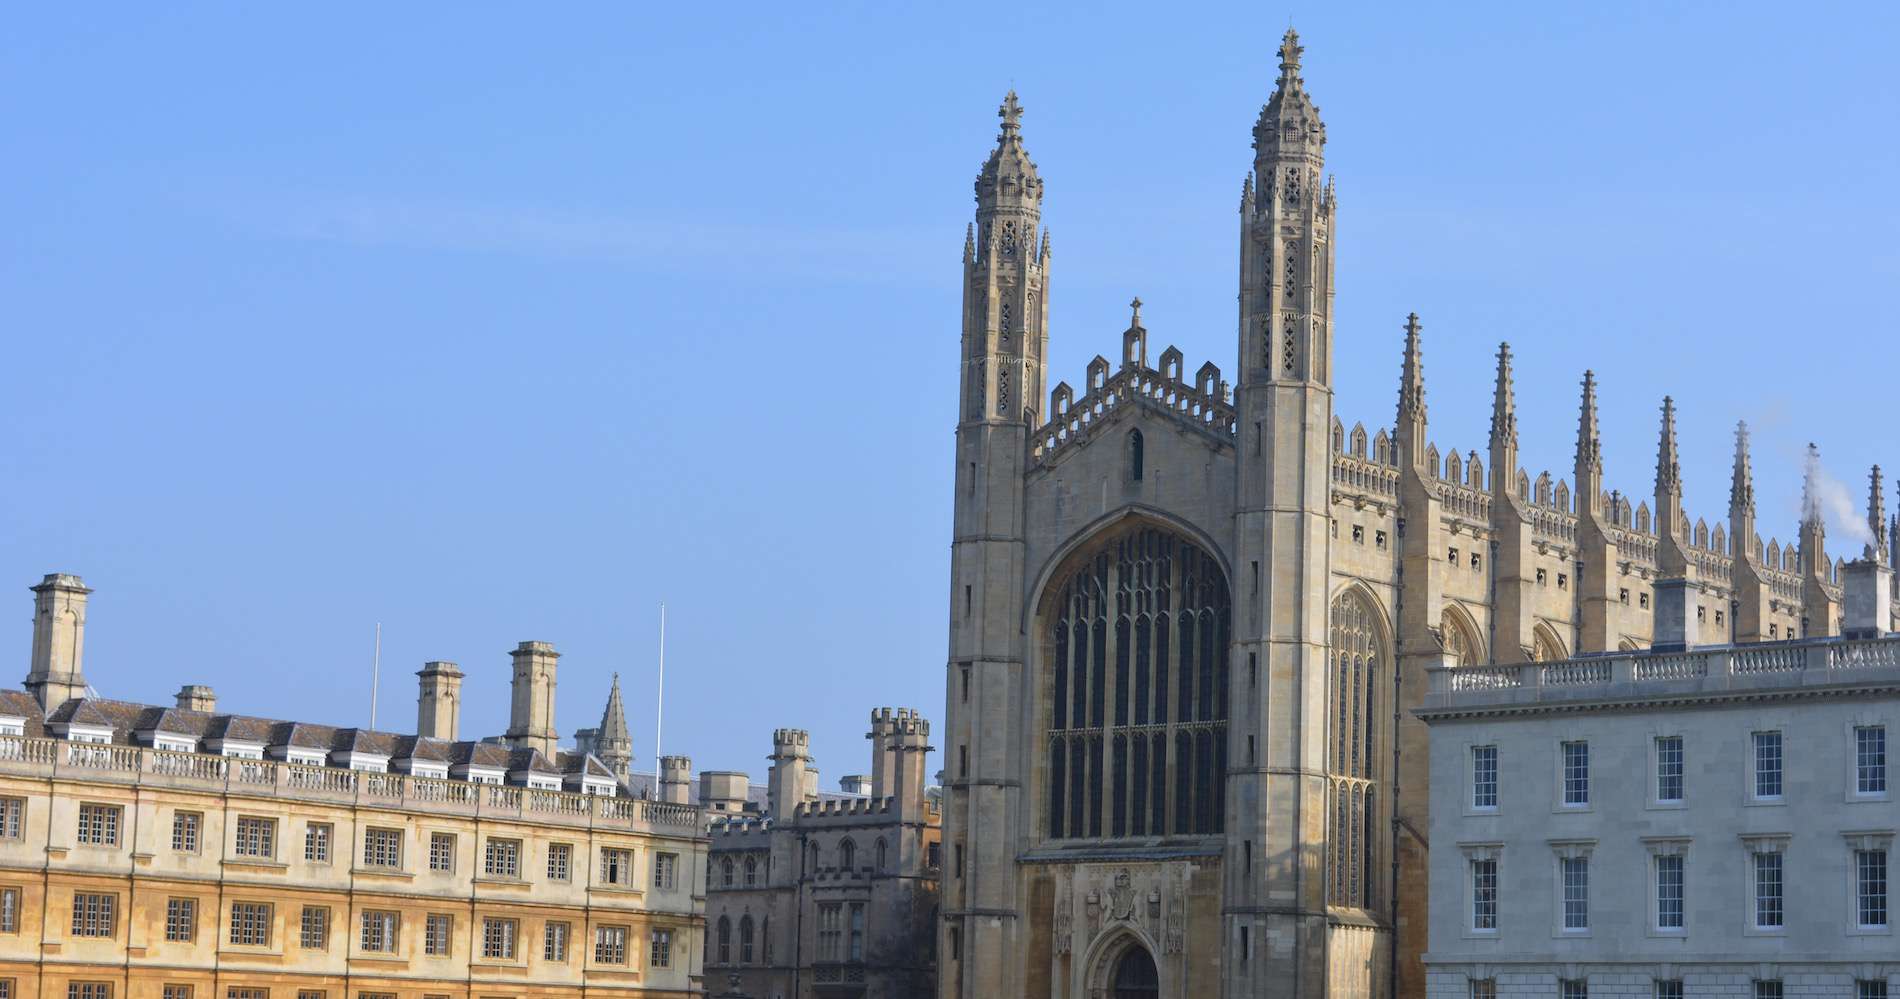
[942,91,1047,999]
[595,673,633,785]
[26,573,91,713]
[1229,27,1337,995]
[505,641,560,760]
[416,660,464,741]
[766,728,813,820]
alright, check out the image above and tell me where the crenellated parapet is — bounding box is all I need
[1030,308,1234,469]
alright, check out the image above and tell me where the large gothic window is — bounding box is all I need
[1046,524,1229,840]
[1327,588,1383,910]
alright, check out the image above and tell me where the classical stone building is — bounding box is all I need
[2,572,706,999]
[704,710,942,999]
[1417,527,1897,997]
[938,29,1893,999]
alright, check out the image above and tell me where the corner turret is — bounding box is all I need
[26,573,91,713]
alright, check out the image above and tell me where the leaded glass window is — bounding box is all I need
[1045,525,1228,840]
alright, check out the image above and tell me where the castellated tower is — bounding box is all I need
[26,573,91,712]
[766,728,816,820]
[504,641,559,759]
[868,707,933,819]
[415,660,464,741]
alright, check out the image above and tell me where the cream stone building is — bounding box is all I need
[702,711,942,999]
[1418,519,1897,997]
[938,28,1893,999]
[1,573,706,999]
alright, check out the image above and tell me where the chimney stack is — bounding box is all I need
[1651,578,1701,652]
[26,573,92,712]
[416,661,465,741]
[504,641,559,760]
[175,685,217,713]
[867,707,898,798]
[767,728,813,819]
[1844,467,1893,640]
[659,755,692,804]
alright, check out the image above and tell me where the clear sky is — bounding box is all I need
[3,3,1896,786]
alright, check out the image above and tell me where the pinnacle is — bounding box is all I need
[999,90,1023,136]
[1278,28,1303,77]
[1129,297,1143,327]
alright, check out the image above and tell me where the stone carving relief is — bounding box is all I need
[1084,886,1102,937]
[1053,891,1072,954]
[1108,869,1136,922]
[1165,881,1185,954]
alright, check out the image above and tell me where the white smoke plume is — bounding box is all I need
[1802,445,1874,550]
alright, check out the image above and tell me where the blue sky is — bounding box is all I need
[3,3,1896,784]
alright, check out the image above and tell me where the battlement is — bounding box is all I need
[770,728,809,755]
[869,706,929,740]
[796,795,896,820]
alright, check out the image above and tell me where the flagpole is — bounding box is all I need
[369,622,382,730]
[655,604,665,774]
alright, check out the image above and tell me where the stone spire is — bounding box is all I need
[1253,29,1326,169]
[1488,342,1517,494]
[976,90,1041,218]
[1396,312,1427,448]
[1655,397,1681,517]
[1798,443,1837,635]
[1800,443,1828,568]
[1730,421,1757,560]
[1574,372,1603,514]
[595,672,633,784]
[1869,465,1888,565]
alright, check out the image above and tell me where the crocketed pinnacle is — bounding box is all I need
[1870,465,1888,564]
[1575,371,1601,473]
[1730,421,1755,514]
[1489,342,1516,450]
[1254,28,1326,158]
[1800,444,1825,530]
[976,90,1042,209]
[1396,312,1426,427]
[1656,396,1680,498]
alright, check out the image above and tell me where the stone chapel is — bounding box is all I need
[937,29,1882,999]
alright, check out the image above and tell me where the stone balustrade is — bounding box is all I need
[1421,633,1900,714]
[0,737,702,834]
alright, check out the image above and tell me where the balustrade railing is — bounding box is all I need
[0,739,701,832]
[1428,633,1900,700]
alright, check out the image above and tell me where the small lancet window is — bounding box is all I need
[1127,429,1145,481]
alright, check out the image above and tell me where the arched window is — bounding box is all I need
[739,915,755,963]
[1328,588,1385,910]
[808,842,820,873]
[721,857,734,887]
[716,916,731,964]
[743,856,757,886]
[839,839,856,871]
[1044,523,1229,841]
[1127,429,1145,481]
[875,838,888,871]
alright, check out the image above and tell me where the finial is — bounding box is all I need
[1656,396,1680,499]
[999,90,1024,136]
[1130,297,1143,326]
[1278,28,1303,77]
[1398,312,1427,427]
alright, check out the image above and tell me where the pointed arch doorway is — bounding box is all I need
[1111,944,1159,999]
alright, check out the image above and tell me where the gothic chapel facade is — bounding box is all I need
[941,29,1863,999]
